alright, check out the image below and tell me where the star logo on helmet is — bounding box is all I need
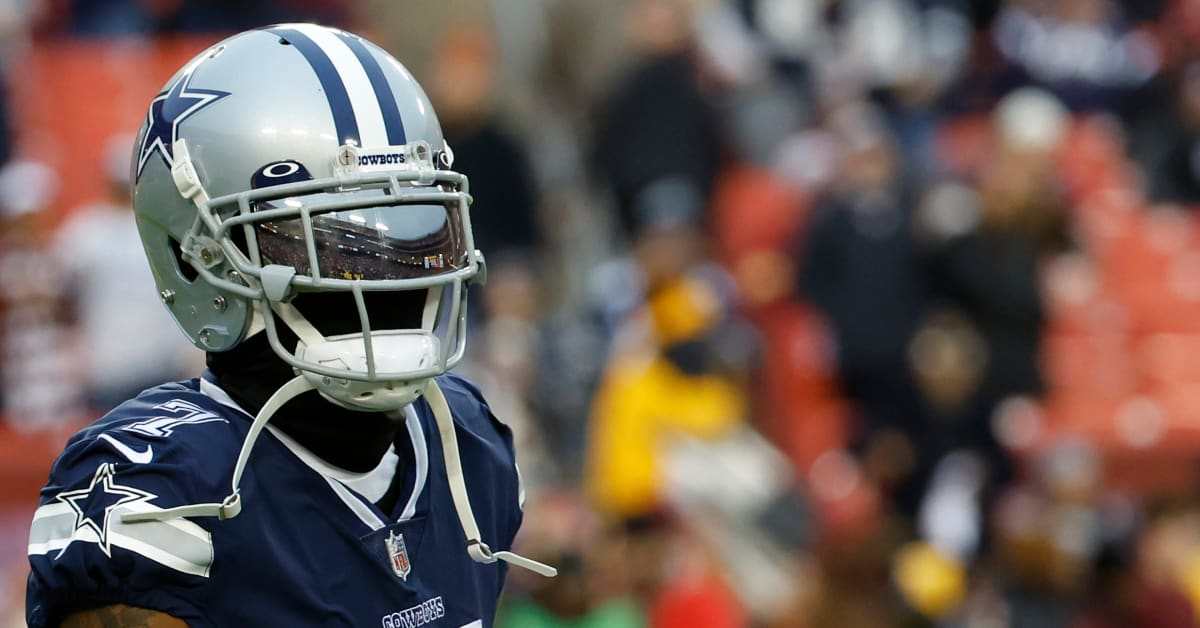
[135,66,229,181]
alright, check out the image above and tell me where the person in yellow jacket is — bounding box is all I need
[586,274,747,518]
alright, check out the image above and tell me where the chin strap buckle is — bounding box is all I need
[217,491,242,520]
[466,539,558,577]
[171,139,210,204]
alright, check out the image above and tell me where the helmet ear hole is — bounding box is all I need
[169,236,199,283]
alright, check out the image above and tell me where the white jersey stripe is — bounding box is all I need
[323,475,386,530]
[400,403,428,522]
[31,501,73,522]
[28,502,214,577]
[108,528,211,577]
[292,24,389,148]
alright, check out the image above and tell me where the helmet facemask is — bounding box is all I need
[178,142,481,412]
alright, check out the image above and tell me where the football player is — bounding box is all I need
[26,24,553,628]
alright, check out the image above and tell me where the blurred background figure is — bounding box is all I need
[428,21,541,263]
[909,87,1074,544]
[585,177,748,520]
[591,0,721,240]
[0,0,29,167]
[497,492,654,628]
[990,0,1158,112]
[795,100,931,517]
[0,159,77,431]
[50,134,202,413]
[7,0,1200,626]
[1133,61,1200,206]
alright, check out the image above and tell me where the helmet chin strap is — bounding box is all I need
[123,374,556,577]
[422,380,558,577]
[271,305,554,574]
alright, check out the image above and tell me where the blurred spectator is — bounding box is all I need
[795,101,929,489]
[427,23,599,490]
[54,0,348,36]
[1075,500,1198,628]
[980,441,1194,627]
[580,173,794,625]
[943,87,1070,390]
[919,87,1070,480]
[662,424,816,624]
[585,178,751,519]
[706,0,973,174]
[591,0,722,239]
[1135,62,1200,205]
[990,0,1159,111]
[893,88,1073,563]
[986,441,1108,626]
[458,257,566,493]
[0,159,80,429]
[428,22,542,261]
[50,135,201,412]
[0,0,33,166]
[497,493,649,628]
[0,80,9,168]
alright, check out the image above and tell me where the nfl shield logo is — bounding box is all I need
[386,530,411,580]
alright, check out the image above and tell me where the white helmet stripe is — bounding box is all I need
[290,24,390,148]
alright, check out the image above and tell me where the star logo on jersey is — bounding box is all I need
[56,463,156,557]
[135,66,229,181]
[386,530,411,580]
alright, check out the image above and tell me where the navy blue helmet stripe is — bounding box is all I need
[265,27,360,147]
[335,32,407,146]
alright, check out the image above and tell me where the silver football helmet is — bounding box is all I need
[133,23,481,412]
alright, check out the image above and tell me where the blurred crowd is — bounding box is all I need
[5,0,1200,626]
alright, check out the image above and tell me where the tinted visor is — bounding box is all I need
[253,189,469,281]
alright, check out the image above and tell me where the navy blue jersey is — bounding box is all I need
[27,372,523,627]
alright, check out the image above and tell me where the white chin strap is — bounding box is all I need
[423,380,557,577]
[121,376,556,578]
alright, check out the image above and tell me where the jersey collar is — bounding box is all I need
[197,373,429,528]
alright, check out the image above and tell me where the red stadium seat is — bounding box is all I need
[1042,333,1138,395]
[1137,334,1200,385]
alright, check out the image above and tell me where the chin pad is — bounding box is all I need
[294,332,440,411]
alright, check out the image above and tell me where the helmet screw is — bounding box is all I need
[199,329,212,345]
[212,296,227,312]
[227,270,245,286]
[160,289,175,305]
[200,248,214,264]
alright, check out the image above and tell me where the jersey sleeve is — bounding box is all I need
[26,394,239,627]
